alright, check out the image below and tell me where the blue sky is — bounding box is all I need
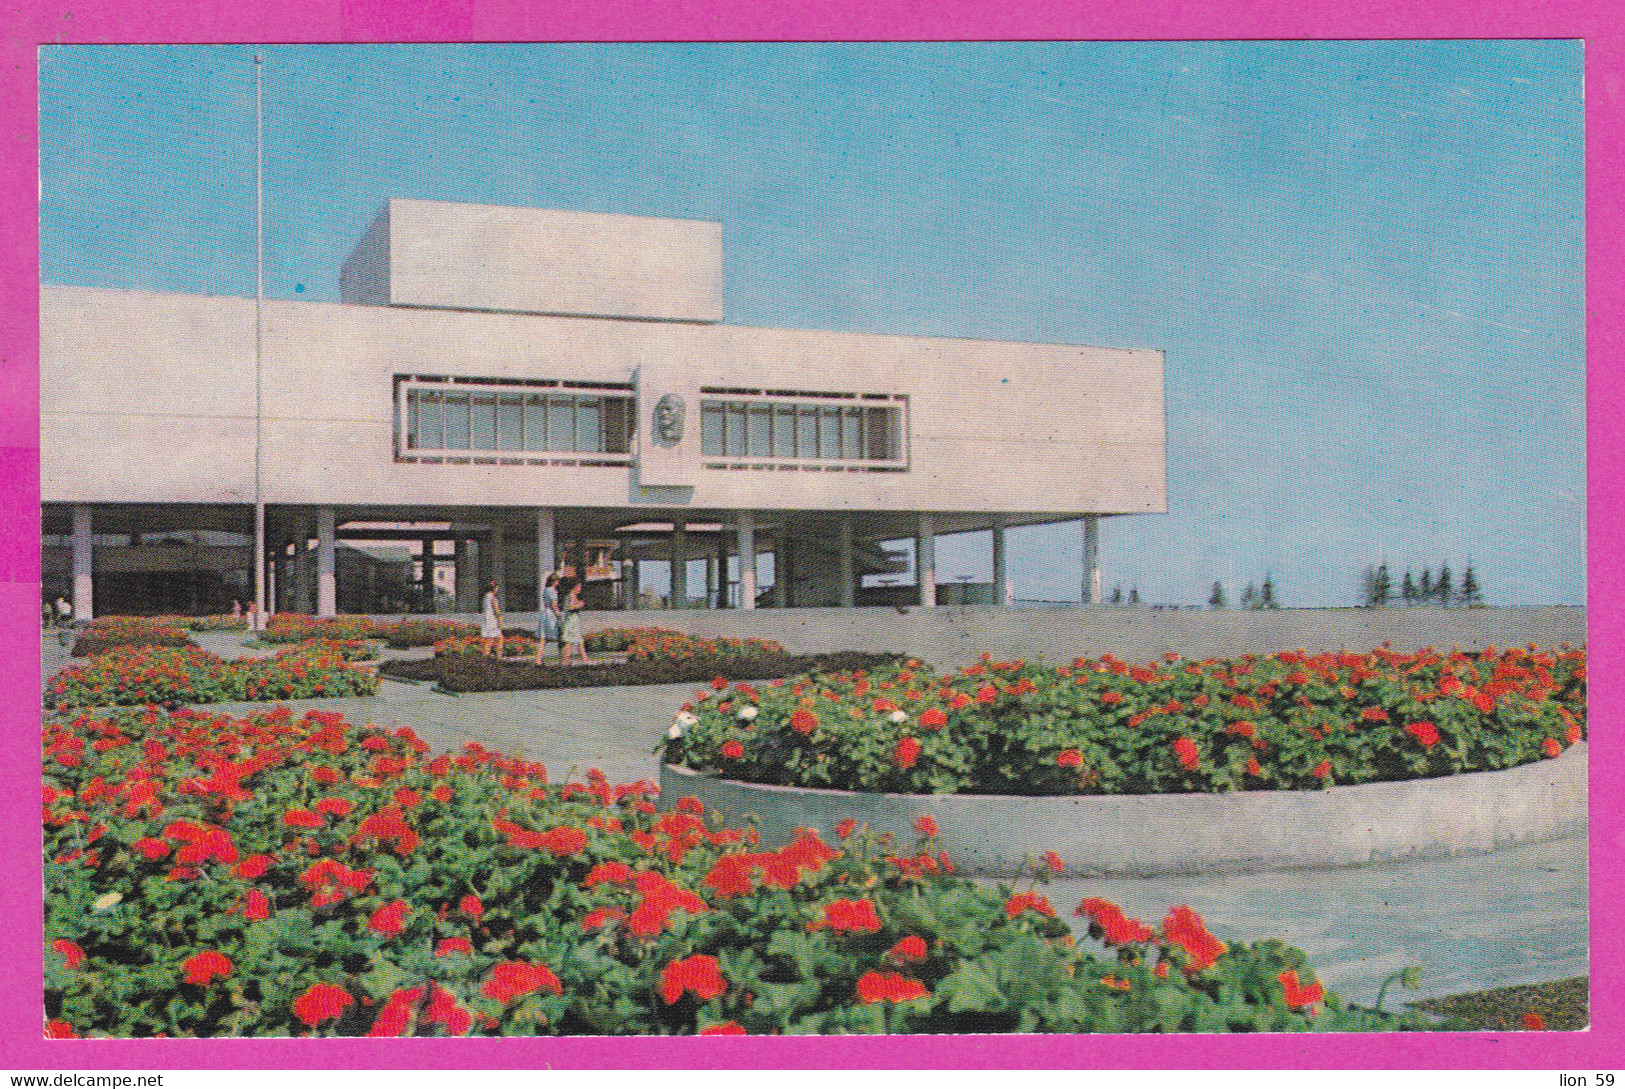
[38,42,1586,606]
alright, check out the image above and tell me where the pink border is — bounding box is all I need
[3,0,1616,1069]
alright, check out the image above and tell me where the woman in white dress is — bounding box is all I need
[534,572,562,664]
[480,580,503,657]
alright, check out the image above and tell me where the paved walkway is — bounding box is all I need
[41,628,1589,1010]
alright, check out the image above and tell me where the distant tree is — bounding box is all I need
[1419,569,1433,603]
[1372,564,1390,608]
[1436,563,1453,607]
[1360,565,1377,608]
[1128,586,1140,606]
[1209,581,1227,609]
[1110,584,1123,605]
[1402,571,1416,606]
[1261,575,1278,609]
[1241,583,1257,610]
[1460,564,1483,607]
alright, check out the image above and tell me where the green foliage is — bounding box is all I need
[43,707,1444,1037]
[665,647,1586,796]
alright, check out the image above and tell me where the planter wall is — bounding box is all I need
[661,744,1587,878]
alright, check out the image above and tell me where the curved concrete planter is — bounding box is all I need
[660,744,1587,878]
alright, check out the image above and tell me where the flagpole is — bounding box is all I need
[253,54,266,632]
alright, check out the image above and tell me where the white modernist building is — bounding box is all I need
[42,199,1167,620]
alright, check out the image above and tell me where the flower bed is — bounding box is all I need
[158,614,251,633]
[42,706,1443,1036]
[71,617,196,658]
[44,643,379,712]
[383,620,480,649]
[435,635,544,660]
[380,651,903,693]
[662,648,1586,795]
[260,614,380,644]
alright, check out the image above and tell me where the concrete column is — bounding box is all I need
[916,513,936,608]
[316,506,337,617]
[991,515,1013,606]
[838,515,854,608]
[1083,514,1101,606]
[624,555,639,610]
[707,546,719,608]
[294,516,313,614]
[268,557,278,616]
[535,508,555,617]
[71,505,93,621]
[738,511,757,610]
[670,522,687,608]
[490,518,507,604]
[772,535,787,608]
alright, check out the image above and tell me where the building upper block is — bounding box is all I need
[339,198,726,323]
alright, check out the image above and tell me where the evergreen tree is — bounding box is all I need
[1209,581,1226,609]
[1241,583,1256,610]
[1372,564,1390,607]
[1436,563,1453,606]
[1402,571,1416,605]
[1128,586,1140,605]
[1261,574,1278,609]
[1361,565,1377,608]
[1419,569,1433,603]
[1461,564,1483,607]
[1110,584,1123,605]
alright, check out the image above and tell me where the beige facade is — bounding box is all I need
[42,200,1166,618]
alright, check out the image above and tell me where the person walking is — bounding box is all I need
[54,595,72,630]
[559,578,591,666]
[534,572,562,664]
[480,580,504,658]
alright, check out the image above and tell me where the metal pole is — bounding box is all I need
[252,54,267,631]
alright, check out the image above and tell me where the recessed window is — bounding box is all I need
[698,390,907,466]
[397,376,635,463]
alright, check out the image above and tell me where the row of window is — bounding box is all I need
[396,379,907,466]
[403,388,634,456]
[699,400,904,463]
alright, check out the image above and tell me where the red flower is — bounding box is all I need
[1163,906,1226,971]
[368,899,410,937]
[482,961,564,1003]
[660,954,727,1004]
[816,898,882,934]
[1043,850,1065,873]
[366,987,424,1037]
[45,1019,77,1038]
[235,854,273,879]
[919,707,947,730]
[539,826,589,856]
[182,950,233,986]
[421,984,472,1035]
[581,907,626,930]
[1524,1012,1547,1031]
[895,737,920,769]
[459,894,483,920]
[856,971,929,1004]
[720,740,744,759]
[976,684,998,704]
[1543,737,1563,758]
[1312,760,1333,779]
[293,983,355,1027]
[1056,749,1083,768]
[1173,737,1200,770]
[584,861,633,888]
[1227,720,1256,739]
[1277,969,1324,1011]
[712,676,729,690]
[887,935,929,965]
[52,939,84,969]
[244,888,271,921]
[313,766,340,785]
[1101,691,1123,705]
[1246,757,1263,776]
[314,797,354,818]
[436,937,473,956]
[699,1021,747,1035]
[1077,898,1155,945]
[835,818,857,839]
[1568,724,1583,745]
[1405,720,1440,748]
[1360,707,1390,723]
[283,808,322,829]
[913,815,939,838]
[791,708,819,734]
[133,837,170,860]
[1005,892,1055,919]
